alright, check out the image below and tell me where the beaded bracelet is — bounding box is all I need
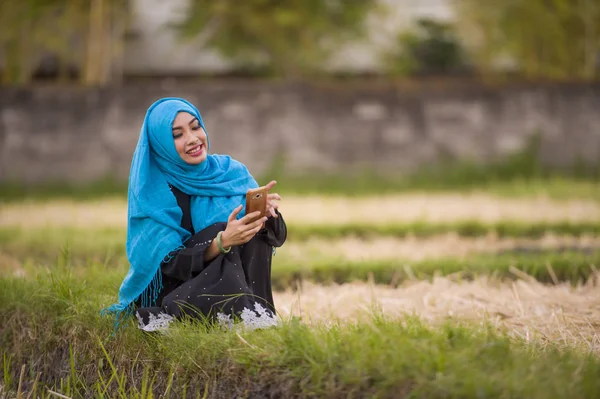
[216,231,231,254]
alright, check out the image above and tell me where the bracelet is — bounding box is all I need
[216,231,231,254]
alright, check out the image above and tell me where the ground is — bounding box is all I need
[1,189,599,397]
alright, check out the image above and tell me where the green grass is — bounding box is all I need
[288,220,600,240]
[1,175,599,202]
[1,267,599,398]
[0,177,128,202]
[3,226,598,289]
[271,250,600,290]
[271,174,600,200]
[1,221,598,269]
[0,226,128,266]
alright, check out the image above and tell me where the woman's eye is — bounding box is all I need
[173,133,183,139]
[192,125,201,131]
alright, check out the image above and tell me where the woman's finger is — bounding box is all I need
[248,216,267,230]
[267,193,281,201]
[241,224,262,239]
[240,210,261,224]
[239,216,263,233]
[264,180,277,191]
[269,207,277,218]
[228,205,243,223]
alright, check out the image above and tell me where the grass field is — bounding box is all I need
[1,184,600,398]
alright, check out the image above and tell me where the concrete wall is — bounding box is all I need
[1,82,599,184]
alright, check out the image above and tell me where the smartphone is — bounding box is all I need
[245,186,269,224]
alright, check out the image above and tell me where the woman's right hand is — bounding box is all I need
[220,205,268,248]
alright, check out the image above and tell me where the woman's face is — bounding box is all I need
[172,111,208,165]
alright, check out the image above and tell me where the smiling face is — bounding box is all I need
[172,111,208,165]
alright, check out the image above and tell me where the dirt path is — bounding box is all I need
[274,277,600,353]
[2,194,599,229]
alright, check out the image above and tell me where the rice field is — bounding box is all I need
[1,190,600,397]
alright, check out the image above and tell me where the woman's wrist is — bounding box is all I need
[218,231,232,251]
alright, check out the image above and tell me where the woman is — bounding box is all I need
[102,97,287,332]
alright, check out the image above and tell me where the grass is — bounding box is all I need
[3,228,598,289]
[1,174,599,202]
[1,267,600,398]
[0,226,128,266]
[270,174,600,200]
[1,222,598,269]
[271,250,600,289]
[287,221,600,240]
[2,183,599,396]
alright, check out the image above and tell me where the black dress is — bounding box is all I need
[134,185,287,331]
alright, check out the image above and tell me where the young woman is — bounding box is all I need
[102,97,287,332]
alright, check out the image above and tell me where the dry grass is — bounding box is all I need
[0,198,127,229]
[281,233,600,262]
[274,275,600,353]
[1,194,600,229]
[283,194,600,225]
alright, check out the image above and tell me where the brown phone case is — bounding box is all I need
[246,186,269,224]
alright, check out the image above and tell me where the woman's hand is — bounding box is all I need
[264,180,282,218]
[220,205,268,248]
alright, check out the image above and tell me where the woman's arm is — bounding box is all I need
[203,206,269,262]
[161,222,227,280]
[163,207,270,277]
[203,238,222,262]
[161,245,210,281]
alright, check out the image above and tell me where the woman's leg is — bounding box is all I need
[239,234,276,314]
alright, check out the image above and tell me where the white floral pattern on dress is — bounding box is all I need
[217,303,279,331]
[216,311,234,330]
[137,303,278,332]
[136,311,174,332]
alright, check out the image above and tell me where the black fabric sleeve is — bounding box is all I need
[259,210,287,247]
[160,233,216,282]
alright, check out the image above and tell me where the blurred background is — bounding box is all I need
[0,0,599,195]
[2,3,600,392]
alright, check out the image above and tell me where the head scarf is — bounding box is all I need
[102,97,258,323]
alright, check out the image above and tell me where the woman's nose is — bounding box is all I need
[186,132,198,144]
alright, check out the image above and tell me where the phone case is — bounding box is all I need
[246,186,268,223]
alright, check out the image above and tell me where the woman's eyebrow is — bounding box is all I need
[172,118,198,131]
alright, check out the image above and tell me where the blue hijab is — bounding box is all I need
[102,97,258,321]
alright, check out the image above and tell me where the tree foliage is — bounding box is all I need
[383,18,467,77]
[0,0,128,86]
[177,0,377,77]
[453,0,600,80]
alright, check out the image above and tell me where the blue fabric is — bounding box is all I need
[102,97,258,322]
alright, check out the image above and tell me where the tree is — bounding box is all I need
[383,18,467,77]
[177,0,377,78]
[82,0,129,86]
[0,0,52,84]
[453,0,600,81]
[0,0,129,86]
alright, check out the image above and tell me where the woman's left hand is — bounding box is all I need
[264,180,281,218]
